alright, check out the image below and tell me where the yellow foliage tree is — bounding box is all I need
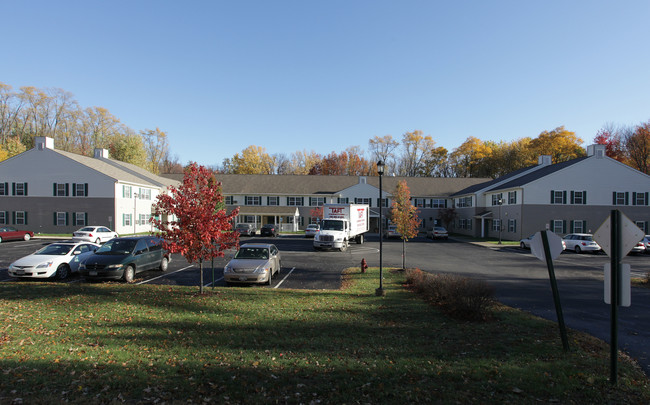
[449,136,492,177]
[528,126,585,163]
[226,145,275,174]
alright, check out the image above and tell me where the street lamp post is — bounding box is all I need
[498,197,503,244]
[375,160,386,297]
[133,193,139,235]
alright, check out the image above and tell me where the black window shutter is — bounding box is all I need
[569,220,574,233]
[12,182,15,195]
[53,183,57,196]
[583,191,587,205]
[550,190,555,204]
[72,183,77,197]
[583,220,587,232]
[444,199,448,208]
[562,220,567,234]
[562,191,567,204]
[53,212,57,226]
[24,183,27,196]
[66,212,69,226]
[65,183,69,196]
[23,212,28,225]
[84,183,89,196]
[625,192,629,205]
[612,192,617,205]
[85,213,88,225]
[645,192,649,206]
[633,192,637,205]
[570,191,575,204]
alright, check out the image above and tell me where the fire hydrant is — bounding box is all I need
[360,258,368,273]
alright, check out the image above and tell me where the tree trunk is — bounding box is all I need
[402,238,406,270]
[199,258,204,294]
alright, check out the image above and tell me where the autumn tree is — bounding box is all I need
[418,146,449,177]
[449,136,492,177]
[222,145,274,174]
[593,124,625,162]
[528,126,585,163]
[398,130,436,177]
[369,135,399,175]
[390,180,421,270]
[108,132,148,167]
[141,127,169,174]
[624,121,650,174]
[151,163,240,293]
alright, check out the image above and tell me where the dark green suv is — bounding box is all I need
[79,236,170,283]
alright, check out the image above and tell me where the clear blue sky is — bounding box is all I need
[3,1,650,167]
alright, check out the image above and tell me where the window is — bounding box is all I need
[492,219,502,232]
[139,214,148,225]
[139,188,152,200]
[413,198,426,208]
[571,191,586,205]
[74,212,87,226]
[13,182,27,196]
[635,221,647,233]
[123,213,132,226]
[491,193,503,206]
[508,219,516,233]
[123,185,132,198]
[431,199,446,208]
[243,215,259,223]
[225,196,234,205]
[355,197,371,206]
[14,211,27,225]
[0,211,6,224]
[377,198,389,208]
[287,197,303,206]
[633,192,648,206]
[571,220,586,234]
[551,190,566,204]
[245,196,261,206]
[0,182,7,196]
[55,212,67,226]
[309,197,325,206]
[267,196,279,206]
[457,196,472,208]
[337,197,349,204]
[613,192,628,206]
[508,191,517,205]
[54,183,68,196]
[73,183,87,197]
[551,220,565,234]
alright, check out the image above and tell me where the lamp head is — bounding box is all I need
[376,160,385,175]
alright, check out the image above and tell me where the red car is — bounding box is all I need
[0,226,34,243]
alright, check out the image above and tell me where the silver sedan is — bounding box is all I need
[224,243,281,285]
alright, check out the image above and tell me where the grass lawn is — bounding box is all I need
[1,268,648,404]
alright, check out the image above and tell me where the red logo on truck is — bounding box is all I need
[357,209,365,218]
[330,208,344,214]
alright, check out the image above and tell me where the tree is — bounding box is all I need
[369,135,399,175]
[141,127,169,174]
[528,126,585,163]
[151,163,240,293]
[390,180,421,270]
[594,124,625,162]
[449,137,492,177]
[108,132,148,167]
[624,121,650,174]
[437,207,457,230]
[398,130,436,177]
[223,145,275,174]
[309,206,323,223]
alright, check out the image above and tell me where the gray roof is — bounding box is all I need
[55,149,179,188]
[486,157,588,192]
[451,165,539,197]
[162,173,489,197]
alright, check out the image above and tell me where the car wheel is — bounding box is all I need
[575,246,582,254]
[159,257,169,272]
[24,234,31,241]
[520,242,526,249]
[123,265,135,283]
[0,236,3,243]
[340,240,348,252]
[95,238,101,244]
[55,264,70,280]
[267,269,273,286]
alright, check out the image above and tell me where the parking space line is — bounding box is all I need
[204,277,224,287]
[137,265,195,285]
[0,278,14,282]
[274,267,295,289]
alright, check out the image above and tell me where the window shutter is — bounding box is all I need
[84,183,89,197]
[562,191,567,204]
[65,183,69,196]
[625,192,629,205]
[12,182,16,195]
[633,192,637,206]
[612,192,616,205]
[53,212,57,226]
[583,220,587,232]
[444,199,448,208]
[645,192,649,206]
[85,213,88,225]
[24,183,27,196]
[66,212,69,226]
[53,183,57,196]
[550,190,555,204]
[72,183,77,197]
[570,191,575,204]
[562,220,567,234]
[569,220,574,233]
[583,191,587,204]
[549,220,554,230]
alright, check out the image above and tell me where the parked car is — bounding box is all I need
[224,243,281,285]
[0,226,34,243]
[79,236,170,283]
[260,223,279,237]
[562,233,601,253]
[630,240,646,255]
[426,226,448,240]
[304,223,320,238]
[520,233,567,250]
[8,241,100,280]
[383,225,400,239]
[642,235,650,253]
[235,223,256,236]
[72,226,118,244]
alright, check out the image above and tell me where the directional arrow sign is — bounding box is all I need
[530,231,564,263]
[593,212,645,257]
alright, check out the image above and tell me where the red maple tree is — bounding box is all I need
[390,180,422,270]
[151,163,239,293]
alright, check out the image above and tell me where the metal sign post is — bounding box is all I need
[540,230,569,352]
[610,210,621,385]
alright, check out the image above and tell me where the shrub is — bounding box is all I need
[405,268,495,321]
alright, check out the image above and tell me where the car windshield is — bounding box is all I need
[78,227,95,232]
[235,247,269,260]
[321,220,343,231]
[236,224,250,229]
[96,239,137,255]
[35,244,74,255]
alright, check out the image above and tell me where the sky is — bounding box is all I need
[3,1,650,167]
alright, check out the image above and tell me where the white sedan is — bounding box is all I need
[8,241,100,280]
[72,226,118,244]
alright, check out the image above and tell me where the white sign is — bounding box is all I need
[530,231,564,263]
[593,213,645,257]
[604,263,631,307]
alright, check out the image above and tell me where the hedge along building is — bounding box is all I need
[0,137,179,235]
[451,144,650,241]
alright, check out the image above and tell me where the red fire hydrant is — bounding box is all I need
[360,258,368,273]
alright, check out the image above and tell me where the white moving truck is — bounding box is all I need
[313,203,370,251]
